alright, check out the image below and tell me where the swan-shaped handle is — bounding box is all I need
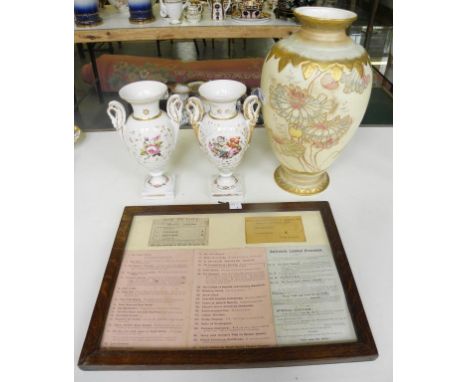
[166,94,184,142]
[107,100,126,140]
[185,96,204,141]
[242,95,260,144]
[223,0,231,13]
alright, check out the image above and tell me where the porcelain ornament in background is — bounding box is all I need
[232,0,271,23]
[185,1,204,23]
[109,0,129,13]
[209,0,231,21]
[261,6,372,195]
[160,0,188,24]
[128,0,155,23]
[74,0,102,26]
[237,0,263,19]
[107,81,184,199]
[186,80,260,198]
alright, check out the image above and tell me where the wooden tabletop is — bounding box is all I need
[74,5,300,43]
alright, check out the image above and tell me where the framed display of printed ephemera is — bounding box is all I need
[78,202,377,369]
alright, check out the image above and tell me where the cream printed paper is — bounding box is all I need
[245,216,306,244]
[148,217,209,247]
[267,246,356,345]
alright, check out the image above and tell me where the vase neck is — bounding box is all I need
[207,100,238,120]
[294,7,356,44]
[131,101,160,120]
[297,26,350,44]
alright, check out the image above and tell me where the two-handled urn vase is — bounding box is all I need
[107,81,184,198]
[261,7,372,195]
[186,80,260,197]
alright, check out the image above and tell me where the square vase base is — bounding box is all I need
[142,175,175,200]
[210,174,244,200]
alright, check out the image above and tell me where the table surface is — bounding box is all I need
[75,127,392,381]
[74,5,299,43]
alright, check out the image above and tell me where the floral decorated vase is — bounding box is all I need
[185,79,260,196]
[107,81,184,198]
[261,6,372,195]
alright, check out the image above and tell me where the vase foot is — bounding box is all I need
[210,174,243,200]
[274,166,329,195]
[142,174,175,199]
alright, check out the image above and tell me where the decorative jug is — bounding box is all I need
[209,0,231,21]
[107,81,184,198]
[186,80,260,197]
[160,0,188,24]
[261,7,372,195]
[185,1,203,23]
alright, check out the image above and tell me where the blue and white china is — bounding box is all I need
[128,0,155,23]
[74,0,102,26]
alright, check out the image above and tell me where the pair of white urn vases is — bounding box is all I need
[108,6,372,197]
[107,79,260,198]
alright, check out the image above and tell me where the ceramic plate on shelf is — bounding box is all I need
[231,12,271,24]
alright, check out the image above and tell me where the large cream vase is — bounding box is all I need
[261,6,372,195]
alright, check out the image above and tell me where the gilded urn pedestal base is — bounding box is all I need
[274,166,329,195]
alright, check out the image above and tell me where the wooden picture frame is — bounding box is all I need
[78,202,377,370]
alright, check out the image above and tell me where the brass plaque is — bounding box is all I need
[245,216,306,244]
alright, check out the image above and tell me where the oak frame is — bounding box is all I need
[78,201,378,370]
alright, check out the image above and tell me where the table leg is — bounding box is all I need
[193,40,200,58]
[364,0,380,50]
[86,43,104,104]
[76,43,86,59]
[156,40,161,56]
